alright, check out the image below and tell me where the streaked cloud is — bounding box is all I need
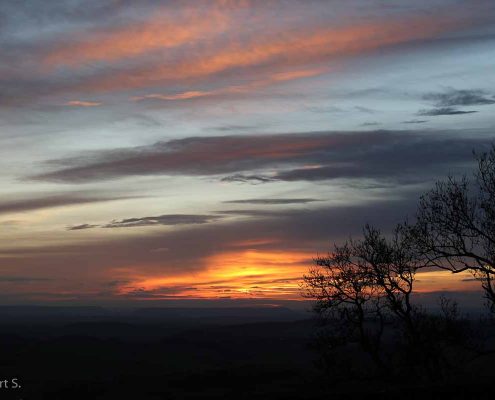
[423,89,495,107]
[402,120,428,124]
[74,14,469,95]
[220,174,275,184]
[41,8,232,68]
[361,122,381,126]
[216,209,289,217]
[67,223,99,231]
[1,2,483,105]
[30,130,494,184]
[416,88,495,116]
[223,198,319,205]
[103,214,223,228]
[132,67,327,102]
[0,193,133,215]
[417,107,478,116]
[64,100,101,107]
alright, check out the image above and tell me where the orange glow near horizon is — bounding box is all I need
[415,270,480,293]
[113,250,481,301]
[117,250,313,300]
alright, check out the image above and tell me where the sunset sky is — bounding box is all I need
[1,0,494,305]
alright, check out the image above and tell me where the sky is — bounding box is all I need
[0,0,494,306]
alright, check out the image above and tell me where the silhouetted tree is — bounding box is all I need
[303,236,387,373]
[302,224,476,381]
[302,224,429,376]
[303,145,495,387]
[354,225,421,340]
[410,145,495,312]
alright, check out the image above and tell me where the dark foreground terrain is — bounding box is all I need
[0,306,493,399]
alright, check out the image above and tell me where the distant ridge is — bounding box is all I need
[133,306,304,321]
[0,305,307,322]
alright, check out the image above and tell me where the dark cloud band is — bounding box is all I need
[29,130,494,185]
[0,193,134,214]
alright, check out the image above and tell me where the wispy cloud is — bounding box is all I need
[216,209,288,217]
[355,106,378,114]
[402,120,428,124]
[417,107,477,116]
[210,124,263,132]
[76,14,466,95]
[103,214,223,228]
[424,89,495,107]
[133,91,214,101]
[223,198,319,205]
[416,88,495,116]
[220,174,274,184]
[64,100,102,107]
[67,223,99,231]
[0,193,133,215]
[41,8,232,68]
[361,122,381,126]
[0,1,488,107]
[132,68,326,102]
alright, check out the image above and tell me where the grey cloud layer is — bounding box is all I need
[30,130,495,185]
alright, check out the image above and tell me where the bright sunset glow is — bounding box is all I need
[118,250,312,300]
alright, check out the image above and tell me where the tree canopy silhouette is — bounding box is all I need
[302,144,495,382]
[410,144,495,311]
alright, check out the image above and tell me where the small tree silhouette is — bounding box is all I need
[303,233,387,373]
[302,224,430,376]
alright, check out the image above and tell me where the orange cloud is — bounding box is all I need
[75,13,466,94]
[132,67,327,101]
[43,9,231,68]
[132,91,216,102]
[65,100,101,107]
